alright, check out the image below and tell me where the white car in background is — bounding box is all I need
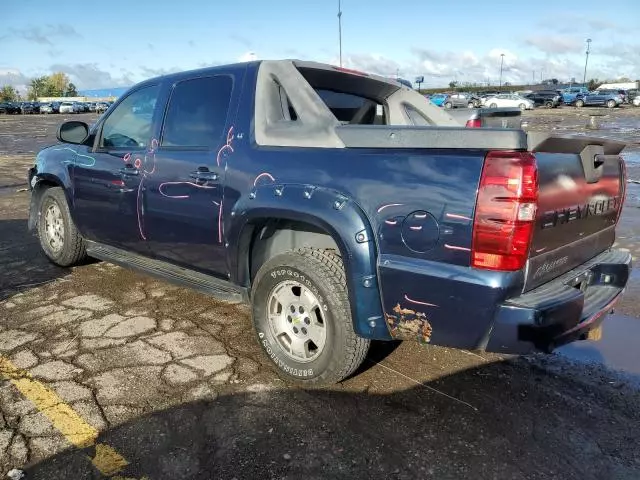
[59,102,77,114]
[482,94,534,110]
[633,96,640,107]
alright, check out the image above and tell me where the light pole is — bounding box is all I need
[499,53,505,89]
[338,0,343,67]
[582,38,592,86]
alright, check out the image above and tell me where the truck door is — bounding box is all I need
[72,84,162,254]
[142,74,239,276]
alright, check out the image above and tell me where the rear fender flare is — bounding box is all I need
[227,184,390,339]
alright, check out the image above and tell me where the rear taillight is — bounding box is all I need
[465,118,482,128]
[472,151,538,271]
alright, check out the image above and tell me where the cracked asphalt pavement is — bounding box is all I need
[1,113,640,479]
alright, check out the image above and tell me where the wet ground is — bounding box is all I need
[1,110,640,479]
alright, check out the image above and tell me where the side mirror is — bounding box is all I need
[57,121,89,144]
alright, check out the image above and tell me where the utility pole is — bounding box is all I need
[582,38,592,86]
[499,53,505,89]
[338,0,343,67]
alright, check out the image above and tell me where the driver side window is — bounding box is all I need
[100,85,160,149]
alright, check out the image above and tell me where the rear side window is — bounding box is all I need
[161,76,233,148]
[315,89,383,125]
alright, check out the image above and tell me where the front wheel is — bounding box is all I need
[251,248,370,385]
[444,102,453,109]
[518,103,527,111]
[545,101,553,108]
[489,103,498,108]
[575,99,585,108]
[37,187,87,267]
[467,102,475,109]
[607,99,616,108]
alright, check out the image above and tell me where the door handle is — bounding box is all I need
[189,168,219,183]
[119,166,139,176]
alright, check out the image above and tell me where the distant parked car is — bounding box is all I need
[483,94,534,110]
[95,102,109,113]
[575,91,622,108]
[631,96,640,107]
[0,102,21,114]
[561,87,590,105]
[39,103,54,114]
[429,93,449,107]
[59,102,78,114]
[524,91,562,108]
[442,93,477,109]
[20,102,38,114]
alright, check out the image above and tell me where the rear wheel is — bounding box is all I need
[518,103,527,111]
[467,102,475,109]
[251,247,370,385]
[489,103,498,108]
[607,99,616,108]
[444,102,453,109]
[575,99,585,108]
[37,187,87,267]
[545,101,553,108]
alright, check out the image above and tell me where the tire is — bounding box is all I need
[607,99,616,108]
[489,103,498,108]
[545,101,553,108]
[37,187,87,267]
[575,99,585,108]
[251,247,370,385]
[444,102,452,109]
[518,103,527,111]
[467,102,475,109]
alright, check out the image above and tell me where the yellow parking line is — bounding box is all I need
[0,355,145,478]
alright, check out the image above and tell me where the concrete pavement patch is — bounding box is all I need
[105,316,156,338]
[162,364,198,385]
[40,308,93,327]
[76,341,171,370]
[79,314,126,338]
[30,360,82,381]
[92,366,164,404]
[61,294,114,311]
[146,331,226,358]
[9,350,38,369]
[0,330,39,352]
[180,355,234,377]
[50,381,94,403]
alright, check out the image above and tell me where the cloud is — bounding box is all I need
[139,66,182,79]
[524,35,583,54]
[48,63,134,89]
[0,68,29,92]
[188,40,195,47]
[3,24,81,45]
[238,51,258,62]
[147,43,154,51]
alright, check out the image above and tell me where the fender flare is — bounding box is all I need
[227,184,391,339]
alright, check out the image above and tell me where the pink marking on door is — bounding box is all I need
[404,294,438,307]
[444,243,471,252]
[446,213,472,221]
[377,203,404,213]
[253,172,276,186]
[218,200,224,244]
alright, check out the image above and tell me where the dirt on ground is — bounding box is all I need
[1,110,640,479]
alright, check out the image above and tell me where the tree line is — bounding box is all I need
[0,72,78,102]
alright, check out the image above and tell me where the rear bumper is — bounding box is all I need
[486,249,632,354]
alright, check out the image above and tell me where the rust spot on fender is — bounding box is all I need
[385,303,433,344]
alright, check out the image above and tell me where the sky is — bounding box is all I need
[1,0,639,92]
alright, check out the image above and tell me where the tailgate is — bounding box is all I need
[524,133,627,291]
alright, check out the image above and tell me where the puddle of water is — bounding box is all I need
[557,313,640,379]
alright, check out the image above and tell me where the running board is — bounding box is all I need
[85,241,248,304]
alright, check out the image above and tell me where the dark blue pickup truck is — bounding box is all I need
[28,60,631,385]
